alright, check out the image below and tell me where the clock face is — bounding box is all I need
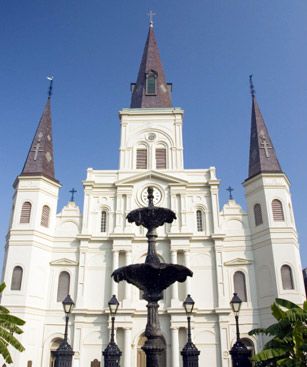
[141,187,162,205]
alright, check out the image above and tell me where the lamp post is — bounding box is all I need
[54,295,75,367]
[229,293,251,367]
[181,295,200,367]
[103,295,122,367]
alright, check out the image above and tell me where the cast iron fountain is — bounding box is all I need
[112,187,193,367]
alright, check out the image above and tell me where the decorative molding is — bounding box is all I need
[115,170,188,186]
[224,258,253,266]
[50,258,78,266]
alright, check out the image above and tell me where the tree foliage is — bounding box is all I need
[0,283,25,364]
[249,298,307,367]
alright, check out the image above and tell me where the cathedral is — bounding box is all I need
[1,22,305,367]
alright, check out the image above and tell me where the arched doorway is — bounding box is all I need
[49,338,63,367]
[241,338,255,367]
[137,334,167,367]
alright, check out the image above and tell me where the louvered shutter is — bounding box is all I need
[281,265,294,289]
[136,149,147,169]
[254,204,263,226]
[272,200,284,221]
[156,148,166,169]
[20,202,31,223]
[57,271,70,302]
[11,266,23,290]
[234,271,247,301]
[196,210,203,232]
[101,211,107,232]
[41,205,50,227]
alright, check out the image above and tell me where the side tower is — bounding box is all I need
[243,78,305,325]
[1,79,61,365]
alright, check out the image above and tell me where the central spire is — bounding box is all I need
[130,21,172,108]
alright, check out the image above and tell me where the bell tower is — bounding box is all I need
[1,78,60,366]
[244,77,305,325]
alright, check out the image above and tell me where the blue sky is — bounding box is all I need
[0,1,306,268]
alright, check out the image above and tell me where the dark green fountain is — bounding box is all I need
[112,187,193,367]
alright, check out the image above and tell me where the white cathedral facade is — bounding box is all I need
[1,23,305,367]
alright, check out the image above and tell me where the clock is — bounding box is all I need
[141,187,162,205]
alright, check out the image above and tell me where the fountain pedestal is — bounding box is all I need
[112,187,193,367]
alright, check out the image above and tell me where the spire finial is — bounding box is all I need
[47,75,54,98]
[249,74,255,97]
[147,10,156,28]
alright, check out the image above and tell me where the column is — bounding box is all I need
[124,328,132,367]
[171,327,180,367]
[184,250,191,295]
[112,250,119,295]
[123,251,132,307]
[171,250,179,306]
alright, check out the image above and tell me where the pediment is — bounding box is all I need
[224,258,253,266]
[115,170,188,186]
[50,258,78,266]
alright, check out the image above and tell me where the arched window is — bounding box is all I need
[41,205,50,227]
[57,271,70,302]
[254,203,263,226]
[136,148,147,169]
[234,271,247,301]
[155,147,166,169]
[101,211,107,232]
[11,266,23,290]
[145,71,157,95]
[272,199,284,221]
[20,201,31,223]
[281,265,294,290]
[196,210,203,232]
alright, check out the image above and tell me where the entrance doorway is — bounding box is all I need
[49,338,63,367]
[137,334,166,367]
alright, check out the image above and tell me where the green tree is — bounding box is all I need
[249,298,307,367]
[0,282,25,364]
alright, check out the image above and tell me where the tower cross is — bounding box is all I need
[260,134,272,158]
[226,186,234,200]
[147,10,156,27]
[69,188,77,202]
[31,139,44,161]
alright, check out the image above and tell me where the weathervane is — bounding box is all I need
[226,186,234,200]
[147,10,156,27]
[47,75,54,98]
[249,74,255,97]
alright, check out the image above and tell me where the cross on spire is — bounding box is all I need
[226,186,234,200]
[69,188,77,202]
[147,10,156,27]
[47,75,54,98]
[259,134,272,158]
[249,74,256,97]
[31,135,44,160]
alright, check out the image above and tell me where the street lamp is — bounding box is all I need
[181,294,200,367]
[103,295,122,367]
[229,293,251,367]
[54,295,75,367]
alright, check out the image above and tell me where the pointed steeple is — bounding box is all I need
[247,76,282,180]
[21,77,57,182]
[130,22,172,108]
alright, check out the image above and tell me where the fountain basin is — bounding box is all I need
[112,262,192,301]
